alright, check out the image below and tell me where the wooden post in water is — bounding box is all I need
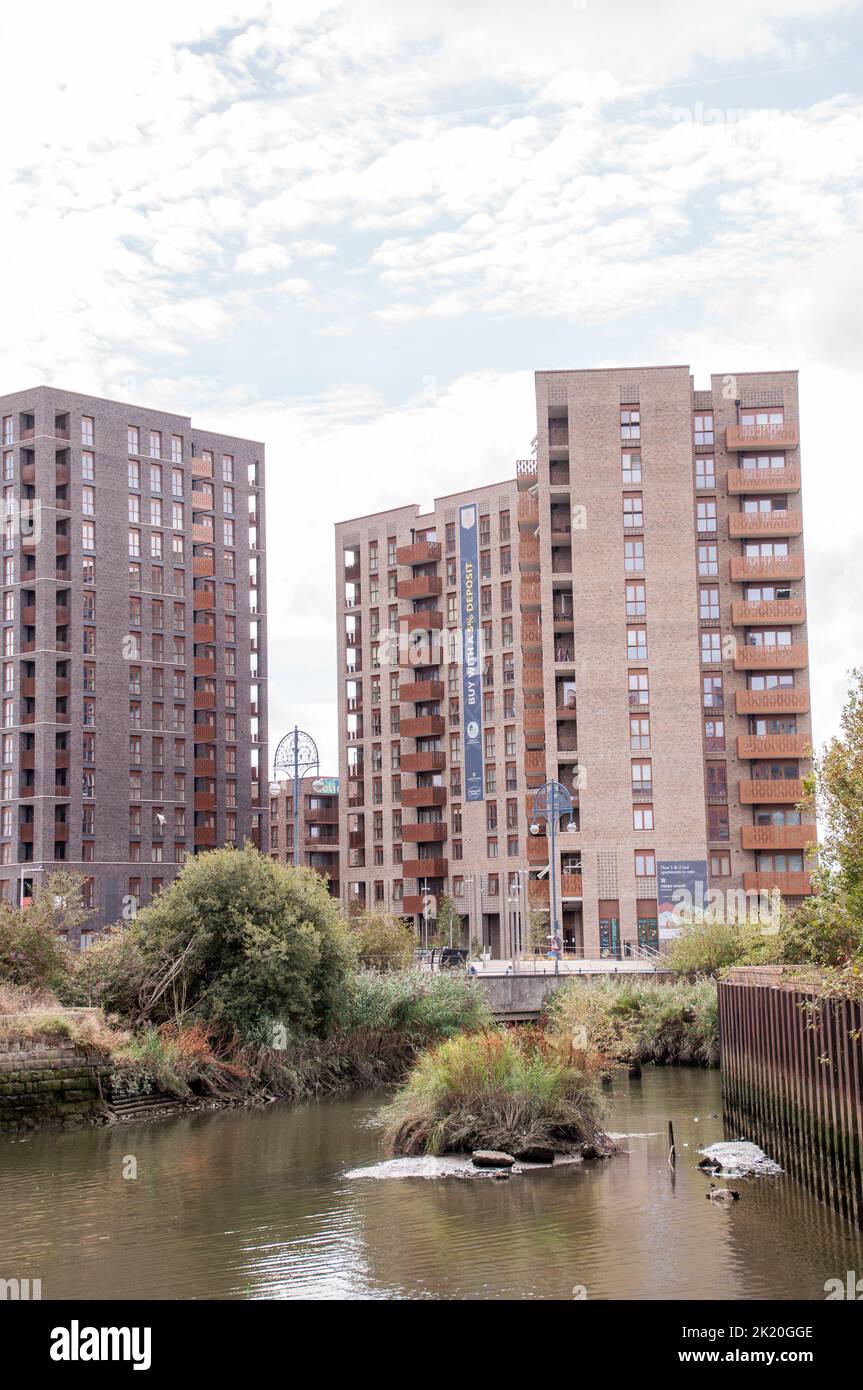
[667,1120,676,1168]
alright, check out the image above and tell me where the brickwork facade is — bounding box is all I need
[0,386,267,938]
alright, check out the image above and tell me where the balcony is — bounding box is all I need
[528,879,550,906]
[195,793,216,812]
[56,677,70,698]
[521,618,542,649]
[739,778,805,805]
[192,555,215,578]
[21,750,35,770]
[397,575,442,601]
[727,467,800,495]
[19,824,34,844]
[194,757,216,776]
[402,895,427,914]
[731,599,806,626]
[400,715,445,737]
[737,733,810,759]
[742,870,812,896]
[191,523,214,544]
[741,824,816,851]
[399,680,444,703]
[193,723,217,743]
[402,786,447,807]
[21,676,36,698]
[401,822,448,843]
[519,536,541,570]
[729,510,802,539]
[402,751,446,773]
[736,687,809,716]
[522,661,544,693]
[734,643,808,671]
[518,494,540,528]
[730,555,804,583]
[525,750,546,787]
[403,857,448,878]
[53,823,69,842]
[195,827,217,847]
[22,462,36,486]
[193,590,215,610]
[527,837,547,864]
[726,423,799,451]
[561,872,583,897]
[396,540,441,566]
[520,576,541,610]
[516,459,538,491]
[194,656,216,677]
[524,708,546,748]
[193,622,216,643]
[401,610,443,632]
[22,605,36,625]
[194,691,216,710]
[191,490,214,511]
[191,456,214,479]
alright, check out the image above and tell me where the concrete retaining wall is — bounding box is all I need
[0,1035,112,1132]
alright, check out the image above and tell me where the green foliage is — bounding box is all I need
[65,924,150,1016]
[545,976,720,1068]
[434,895,465,947]
[666,919,780,975]
[349,911,415,971]
[337,967,491,1041]
[382,1028,609,1156]
[0,870,82,991]
[776,668,863,968]
[95,847,353,1041]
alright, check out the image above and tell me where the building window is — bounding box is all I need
[634,850,655,878]
[695,456,715,489]
[621,451,641,484]
[633,806,654,831]
[698,544,718,577]
[620,408,640,441]
[694,413,714,446]
[699,587,720,620]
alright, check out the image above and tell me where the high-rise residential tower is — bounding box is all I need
[0,386,266,939]
[335,481,532,953]
[520,365,813,956]
[337,365,813,959]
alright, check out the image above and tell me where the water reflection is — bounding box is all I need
[0,1070,860,1300]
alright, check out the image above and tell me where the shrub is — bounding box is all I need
[0,871,84,992]
[337,968,491,1041]
[80,847,354,1041]
[349,912,416,971]
[381,1028,609,1156]
[545,977,719,1068]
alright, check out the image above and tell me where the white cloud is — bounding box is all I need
[0,0,860,758]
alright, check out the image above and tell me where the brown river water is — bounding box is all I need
[1,1068,860,1300]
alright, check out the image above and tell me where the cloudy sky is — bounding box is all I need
[2,0,861,772]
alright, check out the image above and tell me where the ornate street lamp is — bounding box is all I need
[529,780,573,975]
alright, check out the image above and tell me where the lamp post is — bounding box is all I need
[529,781,573,976]
[506,869,526,974]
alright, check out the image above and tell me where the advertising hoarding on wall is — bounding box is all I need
[657,859,709,936]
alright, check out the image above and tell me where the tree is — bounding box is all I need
[779,668,863,965]
[0,870,83,992]
[435,895,464,948]
[94,846,354,1039]
[350,911,415,971]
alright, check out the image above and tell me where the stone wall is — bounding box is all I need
[0,1034,112,1132]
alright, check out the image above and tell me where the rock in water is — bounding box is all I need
[698,1141,782,1178]
[513,1145,555,1164]
[472,1150,516,1168]
[580,1143,599,1161]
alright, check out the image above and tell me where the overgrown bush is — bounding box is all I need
[348,911,416,971]
[382,1028,609,1156]
[0,871,85,992]
[545,977,719,1068]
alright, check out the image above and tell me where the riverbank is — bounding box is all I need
[0,970,494,1132]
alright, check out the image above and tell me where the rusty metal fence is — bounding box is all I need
[718,974,863,1227]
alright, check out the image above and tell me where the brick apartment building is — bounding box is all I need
[335,366,813,958]
[0,386,267,938]
[268,773,340,897]
[335,480,531,951]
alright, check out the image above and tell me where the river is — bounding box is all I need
[1,1068,860,1300]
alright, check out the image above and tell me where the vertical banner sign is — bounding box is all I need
[459,504,484,802]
